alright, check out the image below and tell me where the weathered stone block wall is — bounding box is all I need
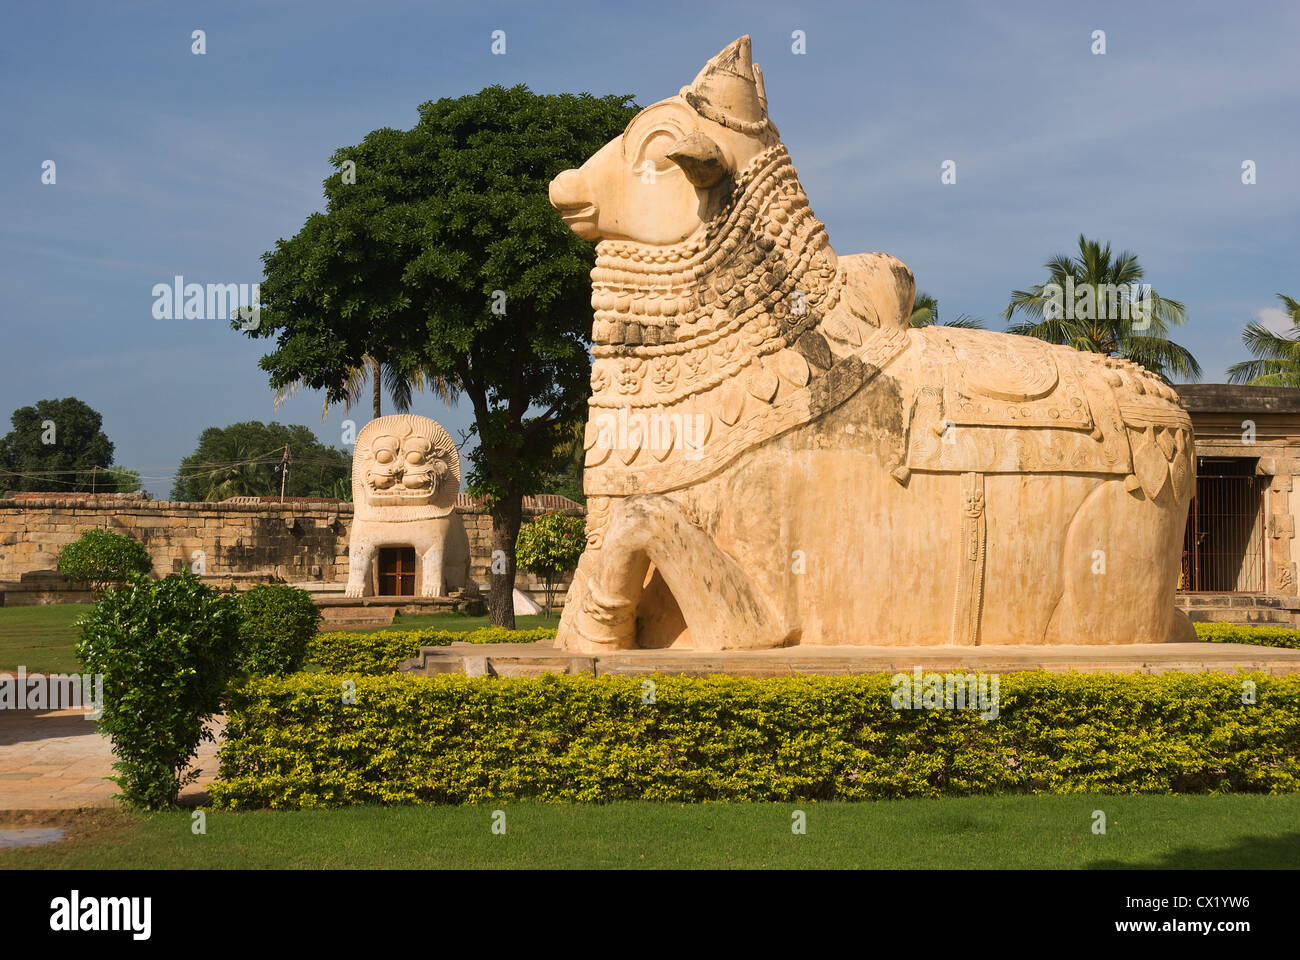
[0,497,351,584]
[0,494,584,593]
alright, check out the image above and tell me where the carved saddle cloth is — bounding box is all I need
[903,326,1194,502]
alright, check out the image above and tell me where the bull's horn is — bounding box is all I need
[666,132,730,188]
[683,35,766,127]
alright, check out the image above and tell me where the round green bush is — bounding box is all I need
[76,572,242,810]
[516,512,585,616]
[236,583,322,675]
[57,528,153,594]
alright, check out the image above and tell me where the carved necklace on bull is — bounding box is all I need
[587,143,844,409]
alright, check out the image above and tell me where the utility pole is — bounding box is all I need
[280,444,290,504]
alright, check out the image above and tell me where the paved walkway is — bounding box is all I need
[0,707,221,810]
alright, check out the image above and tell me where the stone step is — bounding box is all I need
[319,606,396,627]
[1178,593,1285,608]
[312,594,484,616]
[398,641,1300,678]
[1182,608,1296,626]
[400,646,594,677]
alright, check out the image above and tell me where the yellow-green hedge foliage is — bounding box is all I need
[210,671,1300,808]
[306,626,555,675]
[1194,622,1300,650]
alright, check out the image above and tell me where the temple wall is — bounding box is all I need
[1181,396,1300,600]
[0,494,583,596]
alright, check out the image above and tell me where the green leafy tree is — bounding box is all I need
[57,529,154,595]
[318,475,353,502]
[516,513,586,617]
[241,85,638,626]
[909,291,985,329]
[543,418,587,505]
[76,572,242,810]
[170,421,350,501]
[0,398,134,493]
[1226,295,1300,386]
[1004,234,1200,381]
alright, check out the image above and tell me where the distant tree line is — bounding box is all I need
[0,399,350,502]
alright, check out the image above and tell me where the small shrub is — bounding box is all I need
[307,626,554,675]
[1194,622,1300,650]
[57,528,153,594]
[516,513,585,617]
[76,572,242,810]
[235,584,322,675]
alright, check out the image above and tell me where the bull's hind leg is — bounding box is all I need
[1047,477,1189,644]
[555,494,784,652]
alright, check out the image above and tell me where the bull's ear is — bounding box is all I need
[666,132,730,188]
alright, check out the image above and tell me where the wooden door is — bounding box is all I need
[377,547,416,596]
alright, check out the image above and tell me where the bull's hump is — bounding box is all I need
[838,252,915,331]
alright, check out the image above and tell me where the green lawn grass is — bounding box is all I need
[0,604,557,673]
[2,796,1298,869]
[339,610,557,634]
[0,603,92,673]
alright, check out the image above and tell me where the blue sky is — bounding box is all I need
[2,0,1297,497]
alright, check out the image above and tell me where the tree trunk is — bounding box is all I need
[372,360,382,419]
[487,494,522,628]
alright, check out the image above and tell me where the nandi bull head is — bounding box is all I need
[549,37,1195,654]
[550,36,916,357]
[550,35,779,246]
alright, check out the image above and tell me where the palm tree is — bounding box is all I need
[1226,295,1300,386]
[1003,234,1200,382]
[274,355,458,422]
[201,445,280,500]
[909,291,985,329]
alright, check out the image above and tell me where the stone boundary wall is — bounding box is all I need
[0,494,584,593]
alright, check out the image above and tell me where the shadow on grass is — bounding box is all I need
[1087,832,1300,869]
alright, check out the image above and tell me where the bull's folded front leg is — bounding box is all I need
[557,494,784,652]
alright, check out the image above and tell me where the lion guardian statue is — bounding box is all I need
[344,414,471,598]
[548,36,1194,651]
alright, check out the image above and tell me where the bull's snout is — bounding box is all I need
[549,168,600,240]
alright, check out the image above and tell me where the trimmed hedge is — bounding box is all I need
[210,671,1300,808]
[1194,622,1300,650]
[306,626,555,675]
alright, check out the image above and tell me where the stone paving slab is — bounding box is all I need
[402,641,1300,678]
[0,707,222,810]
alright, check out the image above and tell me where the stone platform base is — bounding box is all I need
[314,593,485,626]
[1177,592,1300,627]
[398,641,1300,679]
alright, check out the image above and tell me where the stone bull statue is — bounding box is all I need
[548,36,1195,651]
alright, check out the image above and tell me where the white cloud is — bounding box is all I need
[1257,305,1295,335]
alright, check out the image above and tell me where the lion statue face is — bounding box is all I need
[353,415,459,513]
